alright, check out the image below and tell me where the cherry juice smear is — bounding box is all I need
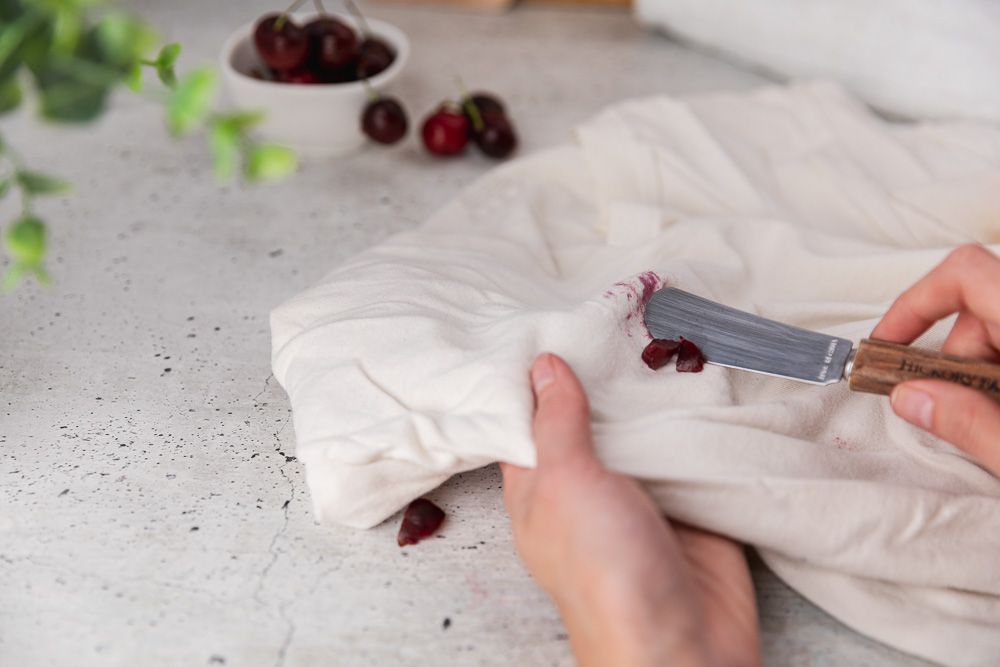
[604,270,664,339]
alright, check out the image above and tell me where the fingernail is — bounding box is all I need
[531,354,556,394]
[891,385,935,430]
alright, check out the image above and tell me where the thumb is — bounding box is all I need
[891,380,1000,477]
[530,353,597,470]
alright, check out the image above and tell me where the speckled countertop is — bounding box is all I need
[1,2,931,665]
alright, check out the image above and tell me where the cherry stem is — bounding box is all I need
[455,76,484,133]
[345,0,372,37]
[275,0,308,29]
[361,77,380,103]
[313,0,327,14]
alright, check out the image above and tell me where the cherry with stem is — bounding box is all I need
[255,1,311,72]
[344,0,394,78]
[455,77,517,159]
[456,76,485,134]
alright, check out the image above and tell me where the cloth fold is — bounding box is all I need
[633,0,1000,124]
[272,82,1000,665]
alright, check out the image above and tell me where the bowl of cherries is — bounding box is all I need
[220,6,408,156]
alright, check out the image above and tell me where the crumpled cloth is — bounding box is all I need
[634,0,1000,124]
[271,82,1000,665]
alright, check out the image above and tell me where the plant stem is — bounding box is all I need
[275,0,309,29]
[313,0,328,14]
[455,76,483,132]
[344,0,372,36]
[361,77,380,103]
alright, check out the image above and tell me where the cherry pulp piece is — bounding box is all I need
[397,498,446,546]
[362,97,408,144]
[421,107,469,156]
[305,17,358,70]
[676,338,705,373]
[254,14,309,72]
[642,339,681,370]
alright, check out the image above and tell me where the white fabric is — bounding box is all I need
[271,82,1000,665]
[634,0,1000,124]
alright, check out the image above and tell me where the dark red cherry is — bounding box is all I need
[397,498,446,546]
[642,339,680,370]
[320,59,359,83]
[305,17,358,70]
[676,338,705,373]
[253,14,309,72]
[356,37,394,78]
[474,112,517,159]
[465,92,505,118]
[362,97,408,144]
[421,106,469,156]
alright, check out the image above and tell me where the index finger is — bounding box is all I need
[871,245,1000,344]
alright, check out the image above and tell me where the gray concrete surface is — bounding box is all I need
[1,2,932,665]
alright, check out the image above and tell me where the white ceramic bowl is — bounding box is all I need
[219,14,409,157]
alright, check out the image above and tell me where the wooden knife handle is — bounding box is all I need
[848,338,1000,403]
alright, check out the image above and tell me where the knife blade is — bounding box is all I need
[643,287,1000,402]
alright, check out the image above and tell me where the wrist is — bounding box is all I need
[556,578,712,667]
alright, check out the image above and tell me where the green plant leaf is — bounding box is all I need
[166,66,217,136]
[44,55,123,87]
[16,170,71,195]
[0,178,10,198]
[124,61,142,92]
[2,211,51,290]
[5,215,46,264]
[29,52,114,123]
[0,76,21,114]
[0,0,23,22]
[156,42,181,68]
[155,62,176,88]
[208,111,265,180]
[38,79,108,121]
[148,42,181,87]
[0,9,47,80]
[245,143,297,181]
[94,11,157,68]
[1,260,49,291]
[51,5,82,55]
[209,120,240,180]
[2,263,27,291]
[215,110,264,133]
[32,262,52,286]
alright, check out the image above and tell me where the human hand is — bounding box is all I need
[501,353,760,667]
[871,244,1000,476]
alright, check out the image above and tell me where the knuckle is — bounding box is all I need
[949,243,990,269]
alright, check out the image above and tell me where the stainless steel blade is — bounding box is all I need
[643,288,854,385]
